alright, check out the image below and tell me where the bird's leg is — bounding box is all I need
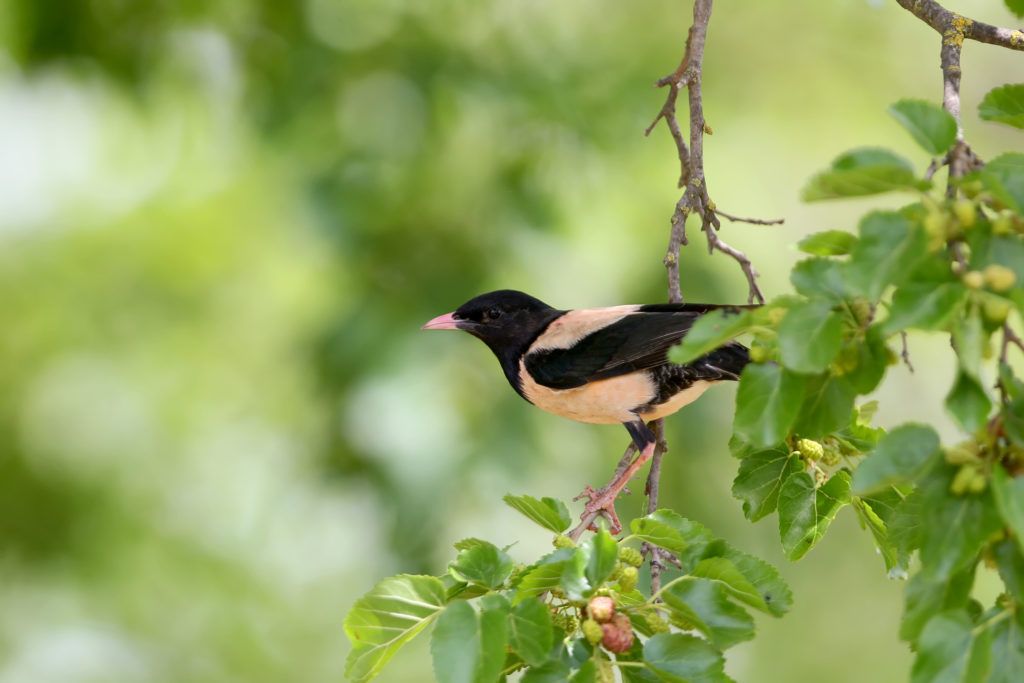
[570,420,656,536]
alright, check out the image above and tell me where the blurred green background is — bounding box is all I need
[2,0,1023,681]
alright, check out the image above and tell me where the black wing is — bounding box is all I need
[524,304,750,390]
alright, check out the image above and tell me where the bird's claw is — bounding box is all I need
[574,486,624,535]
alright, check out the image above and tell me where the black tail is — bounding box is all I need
[695,342,749,381]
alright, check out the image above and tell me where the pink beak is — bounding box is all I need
[422,312,461,330]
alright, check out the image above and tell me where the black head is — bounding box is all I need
[423,289,562,364]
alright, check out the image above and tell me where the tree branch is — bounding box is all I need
[894,0,1024,52]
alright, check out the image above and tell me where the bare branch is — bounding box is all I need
[714,209,785,226]
[894,1,1024,52]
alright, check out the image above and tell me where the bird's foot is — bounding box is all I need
[573,485,625,535]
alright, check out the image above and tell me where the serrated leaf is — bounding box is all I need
[521,660,572,682]
[450,543,515,590]
[794,373,858,438]
[669,309,753,365]
[946,371,992,433]
[454,538,491,553]
[796,230,858,256]
[980,83,1024,129]
[717,544,793,617]
[901,567,976,644]
[852,496,905,575]
[992,465,1024,554]
[790,258,846,302]
[503,494,572,533]
[662,578,755,650]
[509,597,553,667]
[778,471,852,561]
[845,211,928,302]
[643,633,728,682]
[629,509,713,560]
[733,363,805,448]
[777,300,844,373]
[691,557,768,613]
[513,549,575,602]
[840,326,889,394]
[345,575,447,682]
[911,610,992,683]
[803,147,928,201]
[732,448,802,522]
[431,597,509,683]
[882,282,969,335]
[889,99,958,155]
[851,423,940,494]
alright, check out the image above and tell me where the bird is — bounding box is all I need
[422,289,751,535]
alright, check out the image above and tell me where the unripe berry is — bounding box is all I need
[943,442,980,465]
[951,464,979,496]
[968,471,988,494]
[587,596,615,623]
[618,546,644,568]
[983,297,1012,324]
[984,264,1017,292]
[993,212,1013,236]
[953,199,976,228]
[618,566,639,593]
[749,345,770,363]
[553,534,576,549]
[582,618,604,644]
[963,271,985,289]
[600,613,635,653]
[797,438,824,461]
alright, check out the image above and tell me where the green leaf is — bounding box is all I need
[882,282,969,335]
[691,557,769,614]
[1005,0,1024,20]
[992,465,1024,554]
[911,610,992,683]
[777,471,852,561]
[988,611,1024,682]
[901,566,976,644]
[796,230,857,256]
[945,371,992,434]
[794,373,858,438]
[630,510,714,567]
[513,549,575,602]
[777,300,844,373]
[733,364,805,448]
[979,83,1024,129]
[454,538,491,552]
[731,448,802,521]
[431,596,510,683]
[851,423,940,494]
[715,544,792,618]
[520,660,572,683]
[803,147,928,201]
[839,326,889,394]
[583,528,619,588]
[982,153,1024,214]
[509,597,553,668]
[853,496,906,576]
[345,575,448,682]
[790,258,846,302]
[845,211,928,302]
[889,99,958,155]
[919,467,1003,580]
[450,542,515,590]
[503,494,572,533]
[662,578,756,649]
[993,537,1024,603]
[643,633,728,682]
[669,308,753,365]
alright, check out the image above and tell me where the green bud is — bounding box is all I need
[618,547,644,568]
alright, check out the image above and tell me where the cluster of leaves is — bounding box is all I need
[670,84,1024,680]
[345,495,791,681]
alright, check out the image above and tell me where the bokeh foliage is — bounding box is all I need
[2,0,1023,681]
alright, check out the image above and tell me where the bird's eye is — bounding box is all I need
[486,307,502,321]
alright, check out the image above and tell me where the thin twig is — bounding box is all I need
[900,331,914,373]
[714,209,785,226]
